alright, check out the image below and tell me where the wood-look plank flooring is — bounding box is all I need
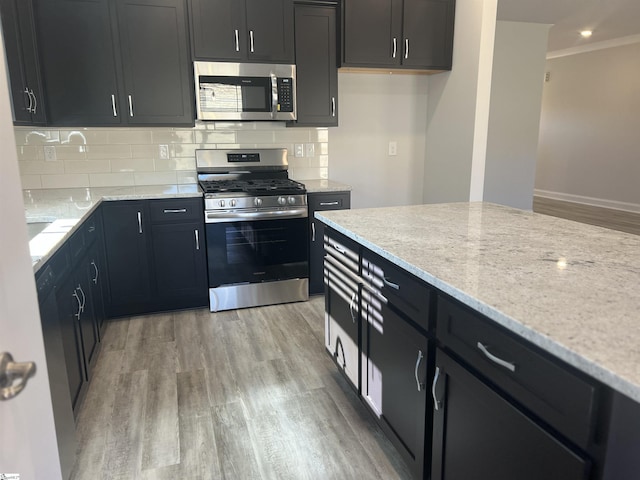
[70,297,412,480]
[533,196,640,236]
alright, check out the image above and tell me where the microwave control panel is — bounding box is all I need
[277,78,294,112]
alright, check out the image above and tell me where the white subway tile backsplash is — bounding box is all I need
[111,158,155,172]
[86,144,132,159]
[89,172,135,187]
[15,125,328,188]
[65,160,111,174]
[41,174,90,189]
[194,131,236,144]
[20,175,43,189]
[134,171,178,186]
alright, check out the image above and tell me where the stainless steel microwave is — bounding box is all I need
[194,61,296,121]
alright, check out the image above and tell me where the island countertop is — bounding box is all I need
[316,202,640,404]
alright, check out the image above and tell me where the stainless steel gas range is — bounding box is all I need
[197,148,309,312]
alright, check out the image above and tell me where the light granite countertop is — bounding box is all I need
[303,179,351,193]
[316,202,640,404]
[26,185,201,271]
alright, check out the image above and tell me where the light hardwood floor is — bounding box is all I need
[70,296,412,480]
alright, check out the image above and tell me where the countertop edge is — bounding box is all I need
[316,211,640,405]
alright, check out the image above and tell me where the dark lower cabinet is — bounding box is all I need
[291,3,338,127]
[324,228,360,390]
[363,302,429,479]
[431,349,591,480]
[150,221,208,309]
[0,0,46,124]
[308,191,351,295]
[102,200,152,316]
[102,197,207,317]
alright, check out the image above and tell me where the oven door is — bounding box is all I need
[206,217,309,287]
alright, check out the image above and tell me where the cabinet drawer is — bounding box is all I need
[68,228,86,265]
[324,228,359,277]
[361,250,431,331]
[309,192,351,212]
[149,198,203,223]
[436,294,597,449]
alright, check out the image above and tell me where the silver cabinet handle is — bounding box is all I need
[349,292,357,323]
[477,342,516,372]
[128,95,134,117]
[311,222,316,242]
[382,276,400,290]
[405,38,409,59]
[73,289,82,320]
[234,29,240,52]
[331,97,336,117]
[91,260,99,284]
[0,352,37,401]
[29,89,37,114]
[78,285,86,313]
[392,37,397,58]
[163,208,187,214]
[111,94,118,117]
[195,229,200,250]
[333,243,346,255]
[88,225,96,233]
[432,366,441,410]
[249,30,255,53]
[414,350,424,391]
[137,211,143,234]
[320,201,339,206]
[23,87,33,113]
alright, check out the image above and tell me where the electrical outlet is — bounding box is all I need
[294,144,304,158]
[388,141,397,156]
[159,144,169,159]
[305,143,315,157]
[44,145,57,162]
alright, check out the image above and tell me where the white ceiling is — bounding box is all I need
[497,0,640,52]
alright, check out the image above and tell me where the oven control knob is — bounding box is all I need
[288,196,296,205]
[230,199,236,207]
[218,199,225,208]
[278,196,287,206]
[254,198,262,207]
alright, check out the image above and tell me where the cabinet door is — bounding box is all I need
[0,0,46,124]
[402,0,455,69]
[245,0,294,63]
[431,349,591,480]
[150,222,208,309]
[363,301,429,479]
[56,276,87,414]
[292,5,338,127]
[76,264,99,378]
[342,0,402,67]
[189,0,245,60]
[308,192,351,295]
[116,0,193,125]
[35,0,123,125]
[324,229,360,389]
[87,242,107,339]
[102,201,152,316]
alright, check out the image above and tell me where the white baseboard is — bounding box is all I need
[534,189,640,214]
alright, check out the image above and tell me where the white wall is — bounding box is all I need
[423,0,497,204]
[536,41,640,208]
[483,21,550,210]
[329,72,428,209]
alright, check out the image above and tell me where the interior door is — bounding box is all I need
[0,35,63,478]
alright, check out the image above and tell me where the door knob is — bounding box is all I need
[0,352,36,401]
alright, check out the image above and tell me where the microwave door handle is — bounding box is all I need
[270,73,278,119]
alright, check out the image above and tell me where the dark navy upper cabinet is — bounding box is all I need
[33,0,193,126]
[0,0,47,124]
[188,0,294,63]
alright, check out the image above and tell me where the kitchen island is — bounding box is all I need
[317,202,640,480]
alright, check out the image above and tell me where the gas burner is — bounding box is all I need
[199,178,306,196]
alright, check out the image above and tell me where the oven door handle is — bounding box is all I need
[206,207,308,223]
